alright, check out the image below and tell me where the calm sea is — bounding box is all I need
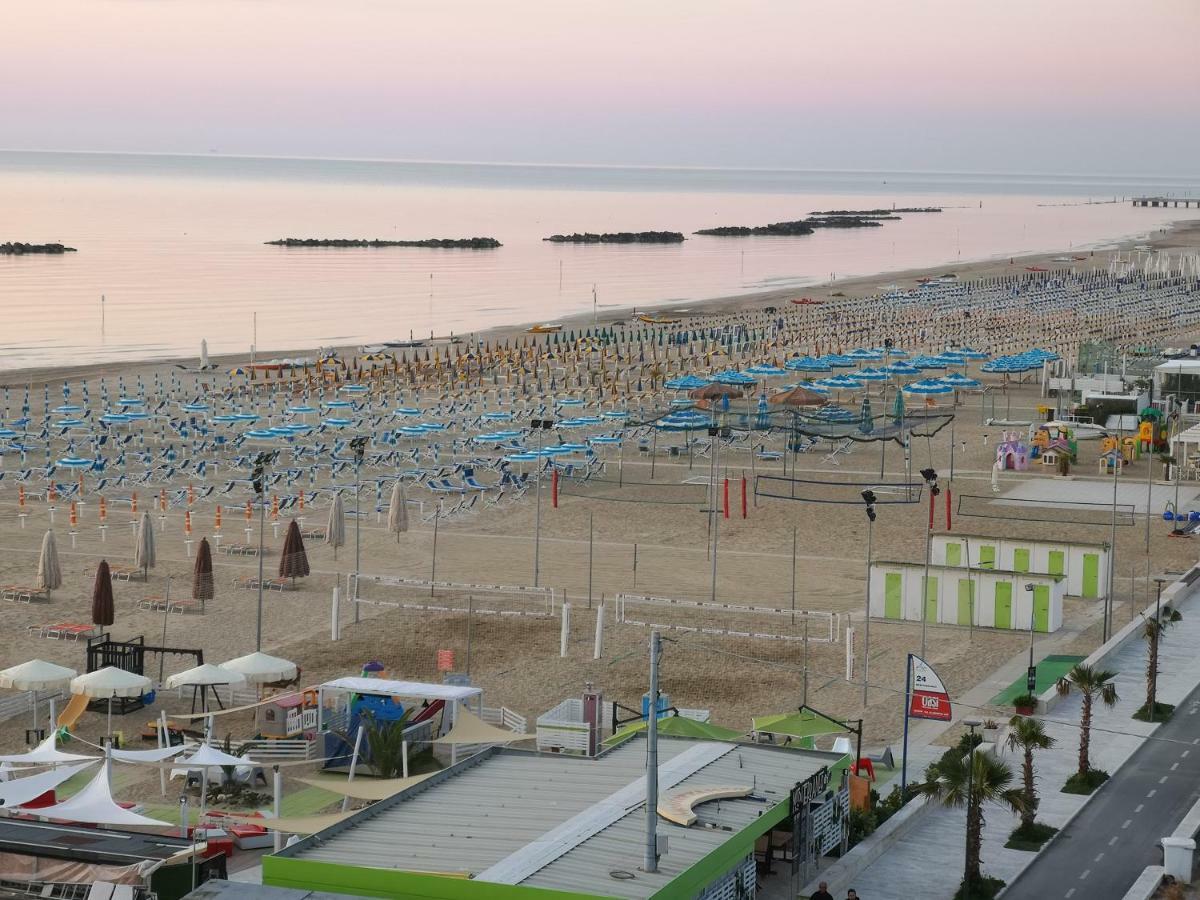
[1,150,1197,372]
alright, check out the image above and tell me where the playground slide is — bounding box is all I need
[410,699,445,726]
[57,693,89,731]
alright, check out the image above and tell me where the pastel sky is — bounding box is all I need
[5,0,1198,174]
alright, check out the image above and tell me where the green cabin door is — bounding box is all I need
[1082,553,1100,598]
[1048,550,1066,576]
[979,545,996,569]
[885,573,902,619]
[957,579,975,626]
[1033,585,1051,632]
[1013,548,1031,573]
[945,543,963,567]
[924,576,939,625]
[995,581,1013,629]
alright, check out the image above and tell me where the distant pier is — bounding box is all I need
[1133,196,1200,208]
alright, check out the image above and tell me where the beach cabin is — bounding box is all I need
[931,533,1109,599]
[869,561,1065,632]
[1098,447,1124,475]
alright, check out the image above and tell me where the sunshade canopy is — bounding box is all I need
[0,659,77,692]
[219,651,297,684]
[752,709,846,740]
[0,761,96,808]
[34,765,171,827]
[164,663,247,689]
[70,667,151,699]
[0,732,98,764]
[608,715,744,744]
[432,707,534,745]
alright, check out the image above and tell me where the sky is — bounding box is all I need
[4,0,1199,175]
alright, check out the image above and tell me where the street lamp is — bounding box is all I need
[1024,583,1037,700]
[349,436,367,621]
[963,718,982,898]
[862,489,878,704]
[1151,576,1169,723]
[919,468,940,659]
[251,450,278,651]
[530,418,554,586]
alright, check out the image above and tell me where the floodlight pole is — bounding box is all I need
[710,426,721,603]
[644,630,661,874]
[863,508,874,704]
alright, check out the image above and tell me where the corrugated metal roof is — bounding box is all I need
[283,737,839,900]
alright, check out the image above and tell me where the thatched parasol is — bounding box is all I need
[193,537,215,604]
[91,560,115,628]
[279,519,311,585]
[768,386,826,407]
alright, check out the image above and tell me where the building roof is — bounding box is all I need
[184,884,362,900]
[933,533,1107,550]
[1155,359,1200,373]
[874,560,1064,580]
[0,819,194,866]
[277,737,840,899]
[318,677,481,702]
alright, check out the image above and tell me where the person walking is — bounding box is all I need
[846,891,860,900]
[810,883,833,900]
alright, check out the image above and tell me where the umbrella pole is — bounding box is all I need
[107,697,112,740]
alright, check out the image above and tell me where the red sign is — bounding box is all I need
[908,655,952,722]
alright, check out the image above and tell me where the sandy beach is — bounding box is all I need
[1,216,1198,821]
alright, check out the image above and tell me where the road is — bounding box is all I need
[1006,683,1200,899]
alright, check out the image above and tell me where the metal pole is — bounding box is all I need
[272,765,283,852]
[466,595,473,676]
[802,615,809,705]
[587,512,594,610]
[534,425,544,586]
[354,459,361,618]
[1106,458,1118,641]
[644,630,660,874]
[709,435,720,602]
[863,516,872,704]
[790,525,797,624]
[964,721,981,896]
[921,513,932,660]
[430,499,442,589]
[256,488,266,650]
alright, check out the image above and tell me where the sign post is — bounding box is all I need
[901,653,952,795]
[791,765,831,886]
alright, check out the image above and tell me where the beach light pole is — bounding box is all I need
[963,719,982,898]
[350,436,367,613]
[251,450,277,651]
[1024,582,1037,698]
[644,629,661,874]
[919,468,940,660]
[531,417,554,586]
[862,490,877,704]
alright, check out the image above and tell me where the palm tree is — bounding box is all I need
[1143,607,1182,719]
[1006,716,1055,831]
[1056,664,1119,778]
[918,749,1025,894]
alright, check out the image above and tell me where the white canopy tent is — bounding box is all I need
[70,667,152,738]
[33,764,171,827]
[164,663,247,713]
[0,761,96,809]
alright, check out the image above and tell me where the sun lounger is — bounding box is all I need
[233,575,291,592]
[136,596,204,614]
[31,623,98,641]
[2,585,49,603]
[219,543,262,557]
[108,565,145,582]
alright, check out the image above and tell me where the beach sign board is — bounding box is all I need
[908,654,952,721]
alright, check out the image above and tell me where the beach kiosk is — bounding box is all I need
[931,533,1109,599]
[869,560,1065,632]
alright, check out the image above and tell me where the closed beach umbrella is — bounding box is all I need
[193,537,215,603]
[91,561,115,628]
[37,530,62,594]
[859,396,874,435]
[387,480,408,541]
[325,493,346,560]
[200,339,210,370]
[134,511,155,579]
[279,519,311,584]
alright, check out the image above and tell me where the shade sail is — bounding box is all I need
[0,761,96,809]
[227,810,358,833]
[177,743,256,769]
[110,745,187,763]
[321,677,480,702]
[752,710,847,739]
[71,667,151,699]
[432,708,535,745]
[219,652,297,684]
[0,732,99,764]
[164,663,246,690]
[609,716,744,744]
[0,659,77,692]
[297,772,434,801]
[34,765,172,827]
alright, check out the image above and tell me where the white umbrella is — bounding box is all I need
[220,651,297,685]
[70,667,152,738]
[387,480,408,540]
[36,531,62,593]
[164,663,247,714]
[325,493,346,559]
[200,339,210,370]
[0,659,76,735]
[134,510,156,578]
[175,742,259,823]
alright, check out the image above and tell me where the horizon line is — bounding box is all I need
[1,146,1198,184]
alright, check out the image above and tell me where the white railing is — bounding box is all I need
[482,706,528,734]
[0,691,63,724]
[614,593,840,643]
[536,698,592,755]
[236,738,316,760]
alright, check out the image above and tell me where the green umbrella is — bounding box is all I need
[752,709,845,741]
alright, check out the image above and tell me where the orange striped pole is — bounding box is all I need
[69,502,78,528]
[131,492,138,514]
[99,496,108,523]
[184,510,192,535]
[215,505,223,530]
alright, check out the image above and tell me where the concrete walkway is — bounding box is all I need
[845,587,1200,899]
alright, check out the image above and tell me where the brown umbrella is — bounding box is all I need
[279,519,311,586]
[689,383,744,401]
[91,560,115,628]
[768,386,826,407]
[193,537,215,604]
